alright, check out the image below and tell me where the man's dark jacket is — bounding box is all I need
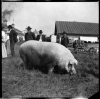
[9,29,18,56]
[37,34,46,41]
[9,29,18,43]
[61,36,69,47]
[25,32,35,41]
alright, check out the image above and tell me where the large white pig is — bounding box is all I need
[19,40,78,74]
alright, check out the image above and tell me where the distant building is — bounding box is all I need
[13,28,24,41]
[2,19,7,27]
[2,21,24,41]
[2,20,8,32]
[55,21,99,42]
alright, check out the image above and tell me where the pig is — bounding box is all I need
[19,40,78,74]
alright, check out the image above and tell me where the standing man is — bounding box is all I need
[61,31,69,48]
[56,33,61,44]
[37,30,46,42]
[25,26,35,41]
[7,25,18,56]
[73,40,77,53]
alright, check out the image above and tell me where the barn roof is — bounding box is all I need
[13,28,24,36]
[55,21,99,37]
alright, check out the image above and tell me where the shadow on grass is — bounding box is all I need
[19,62,69,75]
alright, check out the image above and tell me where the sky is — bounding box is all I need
[2,2,99,37]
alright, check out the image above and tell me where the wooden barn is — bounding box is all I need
[55,21,99,41]
[54,21,99,49]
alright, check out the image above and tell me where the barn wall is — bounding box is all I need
[87,43,99,48]
[80,36,98,42]
[68,36,98,42]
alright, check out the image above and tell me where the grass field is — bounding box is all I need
[2,41,99,98]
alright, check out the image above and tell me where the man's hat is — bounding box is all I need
[7,25,13,29]
[26,26,32,30]
[39,30,43,34]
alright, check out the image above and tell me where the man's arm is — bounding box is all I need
[13,30,18,42]
[13,30,18,36]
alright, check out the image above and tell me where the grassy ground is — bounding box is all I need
[2,41,99,98]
